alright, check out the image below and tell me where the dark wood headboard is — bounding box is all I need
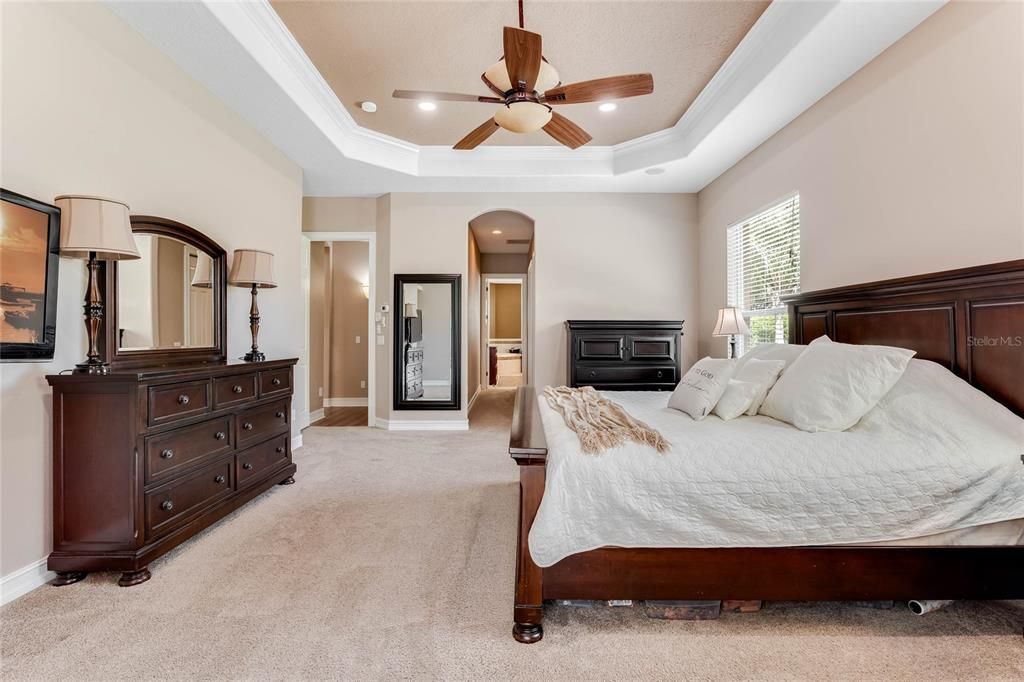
[785,259,1024,416]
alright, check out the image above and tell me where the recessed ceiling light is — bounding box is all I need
[645,167,666,175]
[418,101,437,112]
[598,102,617,113]
[491,229,503,235]
[360,101,377,113]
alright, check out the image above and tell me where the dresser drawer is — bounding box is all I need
[237,434,289,489]
[259,368,291,398]
[148,380,211,426]
[145,458,234,538]
[213,373,258,409]
[145,416,233,484]
[575,335,625,362]
[576,365,676,385]
[237,399,289,447]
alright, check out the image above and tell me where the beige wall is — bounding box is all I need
[302,197,377,232]
[490,283,522,340]
[0,2,303,579]
[309,242,328,412]
[481,253,530,274]
[329,242,370,399]
[467,231,482,404]
[385,193,699,422]
[697,0,1024,358]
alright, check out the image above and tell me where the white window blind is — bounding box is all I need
[727,194,800,356]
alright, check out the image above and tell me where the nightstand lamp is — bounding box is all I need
[54,195,140,374]
[713,307,750,359]
[228,249,276,362]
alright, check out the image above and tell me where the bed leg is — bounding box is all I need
[513,464,545,643]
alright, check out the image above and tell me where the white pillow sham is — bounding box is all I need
[759,335,916,432]
[732,358,787,416]
[668,357,735,420]
[712,379,761,421]
[734,343,806,375]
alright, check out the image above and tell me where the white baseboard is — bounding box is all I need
[377,419,469,431]
[1,558,53,606]
[467,386,481,412]
[308,408,325,423]
[421,380,451,387]
[291,434,303,451]
[374,417,389,430]
[324,397,368,407]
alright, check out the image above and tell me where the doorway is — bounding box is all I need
[483,276,525,388]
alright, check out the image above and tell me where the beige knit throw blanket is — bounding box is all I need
[542,386,670,455]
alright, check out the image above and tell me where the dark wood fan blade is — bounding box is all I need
[393,90,503,103]
[454,118,500,150]
[503,26,542,92]
[542,112,592,149]
[543,74,654,104]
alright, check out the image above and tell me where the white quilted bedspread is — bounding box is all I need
[528,360,1024,567]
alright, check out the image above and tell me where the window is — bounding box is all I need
[727,194,800,356]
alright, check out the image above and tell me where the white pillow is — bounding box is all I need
[733,358,788,416]
[712,380,760,421]
[668,357,735,420]
[734,343,806,375]
[759,336,916,432]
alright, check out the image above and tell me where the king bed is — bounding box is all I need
[508,259,1024,643]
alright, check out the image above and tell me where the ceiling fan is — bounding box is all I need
[392,0,654,150]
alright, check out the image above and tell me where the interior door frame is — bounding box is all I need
[300,231,376,428]
[481,273,527,389]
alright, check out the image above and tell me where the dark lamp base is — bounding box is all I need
[75,360,111,375]
[243,351,266,362]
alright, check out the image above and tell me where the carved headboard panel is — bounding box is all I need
[785,260,1024,416]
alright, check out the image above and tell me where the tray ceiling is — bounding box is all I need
[270,1,769,147]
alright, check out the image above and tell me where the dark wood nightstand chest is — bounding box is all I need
[566,320,683,391]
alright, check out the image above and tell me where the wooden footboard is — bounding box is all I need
[509,385,1024,643]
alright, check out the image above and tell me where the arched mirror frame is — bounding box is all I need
[101,215,227,370]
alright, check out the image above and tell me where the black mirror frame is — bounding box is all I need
[393,274,461,411]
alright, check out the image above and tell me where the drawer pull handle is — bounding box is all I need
[276,446,285,453]
[276,411,285,419]
[272,377,282,386]
[657,371,664,378]
[243,422,253,431]
[177,394,190,405]
[160,449,174,460]
[214,431,226,441]
[243,462,254,471]
[214,475,226,484]
[589,371,596,378]
[160,500,174,512]
[232,385,243,394]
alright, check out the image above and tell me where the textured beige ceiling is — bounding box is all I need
[271,1,769,147]
[470,211,534,253]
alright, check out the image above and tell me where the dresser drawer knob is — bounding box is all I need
[160,500,174,512]
[657,370,664,378]
[214,475,226,484]
[214,431,226,441]
[160,449,174,460]
[243,462,254,471]
[272,377,282,386]
[589,371,596,378]
[276,446,285,453]
[243,422,253,431]
[276,411,285,419]
[232,385,243,394]
[177,394,190,405]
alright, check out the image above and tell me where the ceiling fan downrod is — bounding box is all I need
[518,0,524,29]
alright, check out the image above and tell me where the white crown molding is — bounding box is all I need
[107,0,946,194]
[1,558,53,606]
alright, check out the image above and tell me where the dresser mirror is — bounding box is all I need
[393,274,461,410]
[103,216,227,369]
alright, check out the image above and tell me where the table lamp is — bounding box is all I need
[228,249,276,362]
[713,307,750,359]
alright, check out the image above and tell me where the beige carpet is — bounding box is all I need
[2,388,1022,680]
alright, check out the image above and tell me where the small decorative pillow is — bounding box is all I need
[668,357,735,420]
[759,335,916,432]
[733,358,787,416]
[712,380,760,421]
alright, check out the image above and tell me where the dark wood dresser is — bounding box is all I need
[566,320,683,391]
[45,358,297,586]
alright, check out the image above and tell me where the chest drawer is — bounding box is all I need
[237,434,290,489]
[145,416,233,484]
[576,365,676,385]
[148,380,211,426]
[213,373,258,409]
[260,368,292,398]
[575,335,625,362]
[145,458,234,538]
[237,399,290,447]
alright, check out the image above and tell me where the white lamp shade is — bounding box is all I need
[403,302,418,318]
[484,59,560,94]
[54,195,139,261]
[712,307,750,336]
[191,252,214,288]
[228,249,276,288]
[494,101,553,134]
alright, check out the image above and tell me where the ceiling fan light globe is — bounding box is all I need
[536,61,559,93]
[485,60,559,94]
[495,101,552,134]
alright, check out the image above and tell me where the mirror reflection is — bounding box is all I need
[117,234,215,350]
[395,275,461,409]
